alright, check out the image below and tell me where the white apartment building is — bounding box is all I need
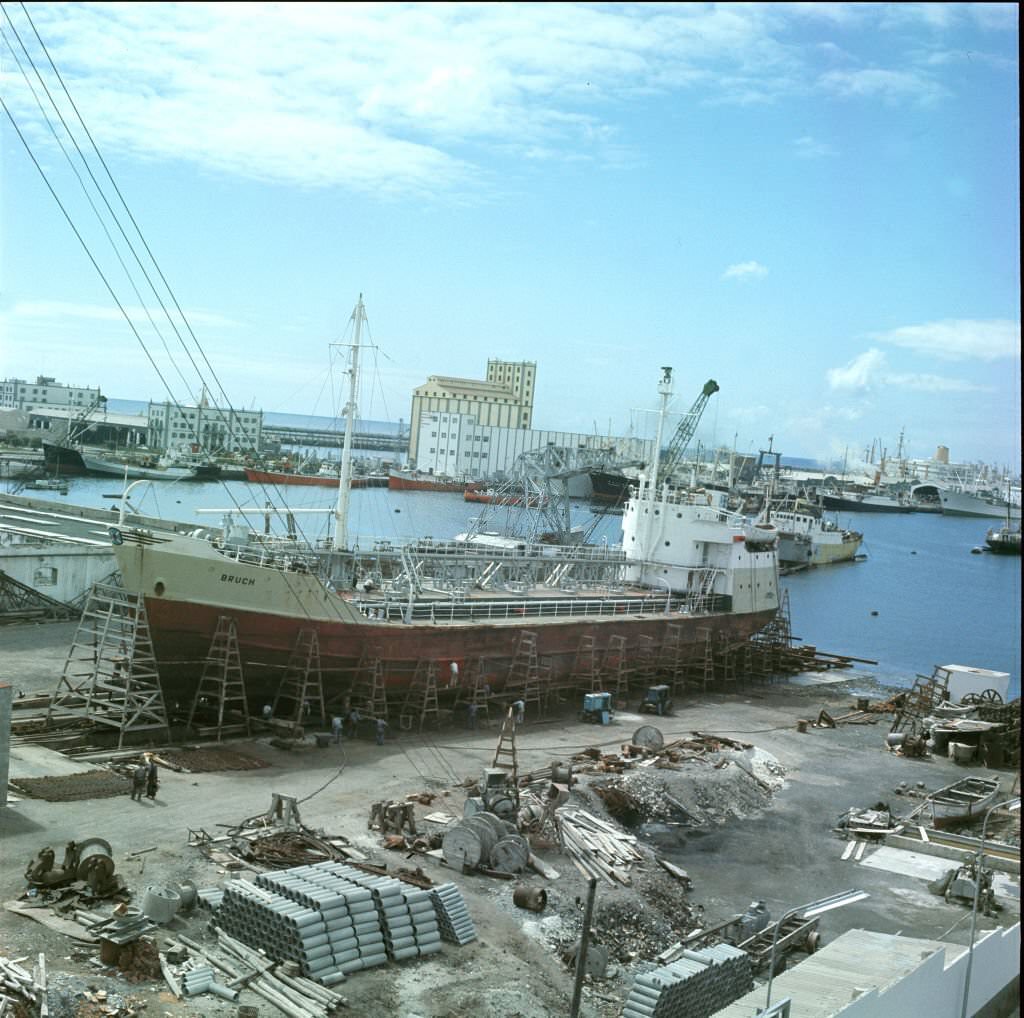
[416,410,651,479]
[1,376,101,412]
[408,359,536,464]
[147,400,263,454]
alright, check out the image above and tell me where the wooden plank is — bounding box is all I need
[854,840,866,861]
[841,841,856,861]
[919,826,930,843]
[4,903,97,943]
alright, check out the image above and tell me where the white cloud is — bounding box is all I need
[794,135,837,158]
[818,68,951,104]
[0,3,985,199]
[827,347,992,393]
[827,348,888,390]
[885,372,988,392]
[872,319,1020,361]
[722,261,769,281]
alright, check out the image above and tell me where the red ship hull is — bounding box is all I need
[245,468,380,488]
[388,472,479,493]
[144,595,775,703]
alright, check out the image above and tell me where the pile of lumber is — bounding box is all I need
[1,953,44,1016]
[556,807,642,887]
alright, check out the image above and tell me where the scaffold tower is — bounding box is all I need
[187,616,251,740]
[47,584,169,748]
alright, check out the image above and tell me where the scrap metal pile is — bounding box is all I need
[572,730,755,776]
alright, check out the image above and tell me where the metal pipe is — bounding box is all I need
[569,877,598,1018]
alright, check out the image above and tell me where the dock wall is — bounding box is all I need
[1,544,117,605]
[834,924,1020,1018]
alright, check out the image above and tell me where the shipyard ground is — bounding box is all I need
[1,621,1020,1018]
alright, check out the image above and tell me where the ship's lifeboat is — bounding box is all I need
[745,522,779,552]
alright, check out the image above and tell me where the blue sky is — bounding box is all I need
[1,2,1019,470]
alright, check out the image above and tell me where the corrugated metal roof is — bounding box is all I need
[710,929,959,1018]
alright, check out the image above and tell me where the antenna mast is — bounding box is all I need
[333,295,366,551]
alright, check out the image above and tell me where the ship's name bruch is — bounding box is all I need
[221,574,256,586]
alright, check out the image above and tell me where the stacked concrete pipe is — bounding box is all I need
[215,860,455,985]
[430,883,477,945]
[621,944,752,1018]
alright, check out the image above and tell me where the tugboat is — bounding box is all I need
[984,520,1022,556]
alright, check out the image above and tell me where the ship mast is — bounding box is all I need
[646,366,674,498]
[333,295,366,552]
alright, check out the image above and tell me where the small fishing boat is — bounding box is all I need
[926,777,1000,821]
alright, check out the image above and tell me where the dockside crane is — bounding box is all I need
[659,379,720,481]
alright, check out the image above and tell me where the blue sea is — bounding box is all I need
[13,476,1021,699]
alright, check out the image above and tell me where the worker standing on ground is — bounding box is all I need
[467,702,478,731]
[144,754,159,800]
[130,761,146,802]
[347,707,361,738]
[375,718,387,746]
[449,660,460,688]
[514,699,525,725]
[332,715,343,744]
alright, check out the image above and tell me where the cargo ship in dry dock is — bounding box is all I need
[111,305,780,700]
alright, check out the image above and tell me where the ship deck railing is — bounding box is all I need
[216,535,631,571]
[354,592,717,624]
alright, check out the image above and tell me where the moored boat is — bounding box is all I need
[388,469,480,493]
[757,497,862,567]
[245,466,383,488]
[588,468,633,503]
[821,488,913,513]
[463,488,547,507]
[80,451,198,481]
[985,524,1022,556]
[42,441,89,476]
[938,487,1022,520]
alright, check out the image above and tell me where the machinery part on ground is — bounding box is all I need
[141,885,181,924]
[177,879,198,911]
[441,824,484,869]
[480,767,518,819]
[512,885,548,912]
[632,725,665,752]
[489,835,530,874]
[961,689,1003,706]
[24,838,117,893]
[75,837,115,891]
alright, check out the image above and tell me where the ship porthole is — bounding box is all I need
[154,581,165,596]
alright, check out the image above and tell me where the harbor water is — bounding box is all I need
[10,476,1021,699]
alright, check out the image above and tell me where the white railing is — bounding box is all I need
[354,591,718,624]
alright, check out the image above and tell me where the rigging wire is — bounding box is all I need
[0,20,196,402]
[1,5,354,624]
